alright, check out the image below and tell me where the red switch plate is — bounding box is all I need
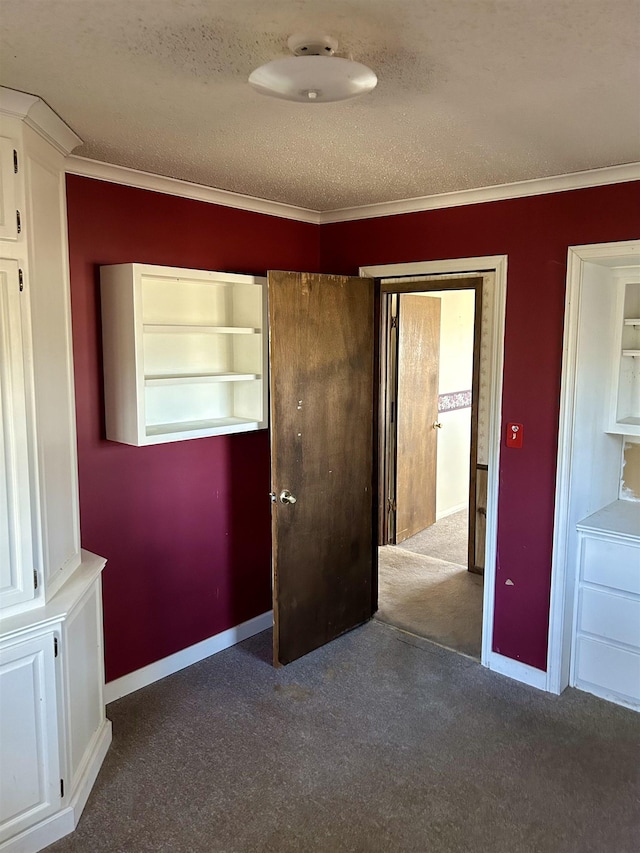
[507,422,523,448]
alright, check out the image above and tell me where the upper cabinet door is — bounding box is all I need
[268,271,376,665]
[0,137,18,242]
[0,258,35,612]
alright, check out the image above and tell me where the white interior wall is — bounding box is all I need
[423,290,475,518]
[570,262,622,524]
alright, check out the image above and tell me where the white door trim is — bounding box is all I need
[361,256,514,679]
[547,239,640,695]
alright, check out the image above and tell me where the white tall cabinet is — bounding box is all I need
[0,88,110,852]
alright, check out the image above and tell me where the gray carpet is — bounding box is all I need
[377,546,483,659]
[400,509,468,565]
[45,622,639,853]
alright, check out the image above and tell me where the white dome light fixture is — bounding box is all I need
[248,34,377,103]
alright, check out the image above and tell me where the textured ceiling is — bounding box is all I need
[1,0,639,211]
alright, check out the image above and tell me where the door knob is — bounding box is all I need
[279,489,297,505]
[433,421,442,429]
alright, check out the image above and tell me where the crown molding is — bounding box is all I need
[318,162,640,224]
[63,154,640,226]
[0,86,82,155]
[65,156,322,224]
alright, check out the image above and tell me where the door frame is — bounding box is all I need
[362,256,507,675]
[548,239,640,695]
[379,280,483,576]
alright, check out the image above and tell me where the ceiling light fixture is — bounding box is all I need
[248,34,377,103]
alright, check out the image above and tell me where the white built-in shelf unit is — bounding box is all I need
[609,276,640,434]
[100,263,267,445]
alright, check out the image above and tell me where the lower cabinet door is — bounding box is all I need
[0,632,61,843]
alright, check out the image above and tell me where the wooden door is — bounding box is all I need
[268,272,376,666]
[395,295,441,543]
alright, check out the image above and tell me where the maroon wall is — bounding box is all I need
[320,182,640,670]
[66,175,320,682]
[67,174,639,682]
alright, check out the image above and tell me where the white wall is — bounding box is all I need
[423,290,475,518]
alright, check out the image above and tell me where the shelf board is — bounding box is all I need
[617,415,640,426]
[145,372,259,386]
[624,319,640,326]
[145,417,258,437]
[622,350,640,357]
[577,500,640,539]
[143,324,259,335]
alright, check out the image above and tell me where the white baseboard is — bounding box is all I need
[69,720,112,824]
[0,720,112,853]
[436,502,468,521]
[104,610,273,704]
[573,679,640,712]
[485,651,548,690]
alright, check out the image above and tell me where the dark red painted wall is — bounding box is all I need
[320,182,640,670]
[66,175,320,682]
[67,174,640,681]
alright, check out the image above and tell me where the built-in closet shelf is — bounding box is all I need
[143,324,259,335]
[608,277,640,436]
[100,262,267,445]
[146,417,258,438]
[144,372,260,386]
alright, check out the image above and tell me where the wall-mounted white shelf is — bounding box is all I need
[100,263,267,445]
[143,324,259,335]
[144,372,259,385]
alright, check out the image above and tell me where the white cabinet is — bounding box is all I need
[0,258,35,611]
[100,263,268,445]
[1,88,83,610]
[0,632,60,844]
[0,88,110,853]
[572,501,640,710]
[0,556,110,852]
[607,274,640,436]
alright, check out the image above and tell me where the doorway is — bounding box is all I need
[375,277,484,659]
[269,257,509,680]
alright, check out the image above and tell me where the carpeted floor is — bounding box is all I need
[44,622,639,853]
[400,508,469,564]
[378,508,483,659]
[377,546,483,658]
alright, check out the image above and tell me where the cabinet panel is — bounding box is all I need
[24,136,81,591]
[579,587,640,649]
[581,536,640,595]
[575,635,640,704]
[0,633,60,843]
[0,258,35,611]
[0,137,18,242]
[63,582,105,793]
